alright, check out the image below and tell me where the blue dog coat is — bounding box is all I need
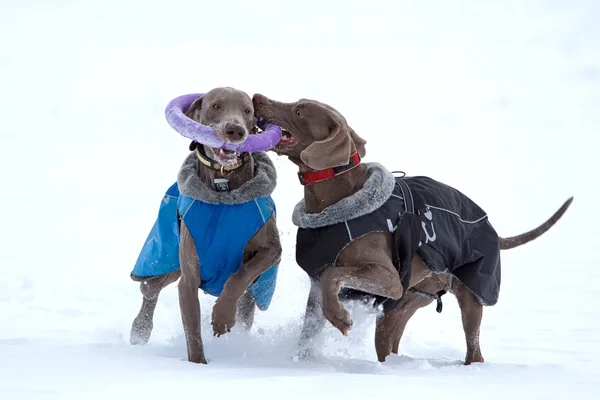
[131,152,280,311]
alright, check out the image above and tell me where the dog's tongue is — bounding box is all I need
[218,148,236,156]
[278,130,295,145]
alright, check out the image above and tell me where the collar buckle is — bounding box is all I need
[297,171,307,185]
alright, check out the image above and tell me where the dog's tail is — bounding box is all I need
[499,197,573,250]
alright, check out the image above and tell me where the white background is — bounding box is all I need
[1,0,598,398]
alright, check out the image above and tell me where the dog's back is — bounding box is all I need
[401,176,501,306]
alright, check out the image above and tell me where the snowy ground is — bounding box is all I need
[1,0,599,399]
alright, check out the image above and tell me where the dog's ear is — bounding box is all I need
[188,141,197,151]
[249,113,258,135]
[185,96,203,121]
[349,127,366,158]
[313,102,365,157]
[300,119,352,170]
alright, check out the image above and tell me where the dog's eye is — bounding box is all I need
[244,109,252,114]
[212,104,221,111]
[296,109,301,116]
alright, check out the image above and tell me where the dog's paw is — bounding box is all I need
[188,353,208,364]
[464,354,484,365]
[294,346,317,361]
[130,315,153,345]
[322,303,353,336]
[211,300,236,337]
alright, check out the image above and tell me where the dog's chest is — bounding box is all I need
[296,189,406,280]
[180,197,264,256]
[178,195,274,295]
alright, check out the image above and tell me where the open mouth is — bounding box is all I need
[212,147,239,166]
[256,115,296,148]
[279,129,296,146]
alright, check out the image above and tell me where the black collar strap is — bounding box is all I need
[195,146,250,173]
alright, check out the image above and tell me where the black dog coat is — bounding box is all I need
[295,166,501,313]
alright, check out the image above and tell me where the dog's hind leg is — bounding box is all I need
[130,270,181,345]
[451,278,484,365]
[236,290,256,331]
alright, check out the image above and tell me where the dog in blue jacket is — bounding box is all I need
[130,88,282,364]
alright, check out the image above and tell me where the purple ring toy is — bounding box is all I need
[165,93,282,152]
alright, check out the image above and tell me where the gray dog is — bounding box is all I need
[253,93,572,364]
[130,87,282,364]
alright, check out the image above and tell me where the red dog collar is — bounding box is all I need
[298,151,361,185]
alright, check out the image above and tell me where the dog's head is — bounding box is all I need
[186,87,257,166]
[252,94,366,170]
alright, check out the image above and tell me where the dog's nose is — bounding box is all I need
[223,123,247,142]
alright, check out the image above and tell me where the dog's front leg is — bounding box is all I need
[320,260,403,336]
[178,221,207,364]
[212,215,281,337]
[296,278,326,359]
[374,288,434,362]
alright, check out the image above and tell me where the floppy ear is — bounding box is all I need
[349,127,367,158]
[300,121,352,170]
[184,96,203,121]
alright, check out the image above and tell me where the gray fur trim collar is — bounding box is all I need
[292,162,396,228]
[177,152,277,204]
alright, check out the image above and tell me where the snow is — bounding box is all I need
[1,0,599,398]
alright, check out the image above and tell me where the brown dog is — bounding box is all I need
[130,88,282,364]
[252,93,572,365]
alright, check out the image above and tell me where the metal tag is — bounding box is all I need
[214,178,230,192]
